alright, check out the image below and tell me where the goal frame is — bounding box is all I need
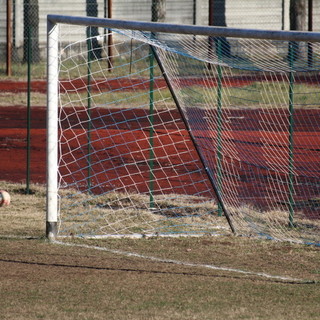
[46,14,320,240]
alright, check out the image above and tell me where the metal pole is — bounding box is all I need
[103,0,107,44]
[149,47,155,209]
[107,0,113,71]
[87,32,92,192]
[308,0,313,31]
[46,20,59,240]
[216,39,223,216]
[48,15,320,43]
[6,0,12,76]
[26,25,32,194]
[193,0,196,25]
[308,0,313,67]
[288,42,295,228]
[208,0,213,69]
[208,0,213,26]
[150,45,236,234]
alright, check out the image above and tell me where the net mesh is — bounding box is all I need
[55,24,320,244]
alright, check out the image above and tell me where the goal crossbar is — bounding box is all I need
[47,14,320,43]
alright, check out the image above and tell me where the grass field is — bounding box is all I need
[0,182,319,320]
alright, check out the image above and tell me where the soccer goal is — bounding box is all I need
[47,15,320,245]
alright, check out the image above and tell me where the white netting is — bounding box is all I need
[54,23,320,244]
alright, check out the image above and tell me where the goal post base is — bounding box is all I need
[46,222,57,241]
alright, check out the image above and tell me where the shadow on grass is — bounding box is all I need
[0,257,315,285]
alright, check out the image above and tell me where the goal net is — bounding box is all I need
[47,16,320,245]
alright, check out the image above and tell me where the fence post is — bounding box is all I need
[216,39,223,216]
[288,41,295,228]
[6,0,12,76]
[26,24,32,194]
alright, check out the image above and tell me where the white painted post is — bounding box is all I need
[46,18,59,240]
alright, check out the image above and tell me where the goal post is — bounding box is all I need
[46,15,320,245]
[46,18,59,240]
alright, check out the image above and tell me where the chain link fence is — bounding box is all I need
[0,0,319,190]
[1,0,319,77]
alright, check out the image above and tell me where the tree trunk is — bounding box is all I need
[290,0,307,30]
[152,0,166,22]
[86,0,102,60]
[23,0,40,63]
[288,0,307,61]
[209,0,231,57]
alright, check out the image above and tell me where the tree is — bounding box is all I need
[86,0,102,60]
[290,0,307,31]
[23,0,40,63]
[152,0,166,22]
[288,0,307,61]
[208,0,231,57]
